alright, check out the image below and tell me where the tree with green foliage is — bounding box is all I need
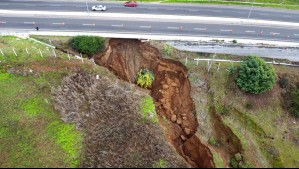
[71,36,105,57]
[136,68,155,89]
[237,56,276,94]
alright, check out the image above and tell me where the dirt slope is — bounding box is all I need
[95,39,214,168]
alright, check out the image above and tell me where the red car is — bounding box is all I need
[124,1,137,7]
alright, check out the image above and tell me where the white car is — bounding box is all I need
[92,5,107,11]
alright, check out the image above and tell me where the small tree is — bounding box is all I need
[71,36,105,57]
[136,69,154,89]
[237,56,276,94]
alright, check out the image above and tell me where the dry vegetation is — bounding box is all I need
[52,71,189,168]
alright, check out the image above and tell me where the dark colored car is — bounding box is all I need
[124,1,137,7]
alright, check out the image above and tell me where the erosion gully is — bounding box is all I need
[94,39,215,168]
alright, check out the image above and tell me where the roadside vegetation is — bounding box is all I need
[71,36,105,58]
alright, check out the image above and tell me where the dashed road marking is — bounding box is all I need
[140,25,151,28]
[245,30,256,33]
[294,34,299,36]
[194,28,207,31]
[0,21,6,24]
[270,32,280,35]
[83,23,96,26]
[220,29,232,32]
[168,27,179,29]
[111,24,123,27]
[24,22,35,24]
[52,22,65,25]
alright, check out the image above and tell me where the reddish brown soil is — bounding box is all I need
[94,39,214,168]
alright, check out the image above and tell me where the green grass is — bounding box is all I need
[47,121,83,168]
[152,159,169,168]
[140,96,158,123]
[206,62,299,167]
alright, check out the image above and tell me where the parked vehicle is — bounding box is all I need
[124,1,137,7]
[92,5,107,11]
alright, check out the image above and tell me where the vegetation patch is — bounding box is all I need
[47,121,83,168]
[136,68,155,89]
[71,36,105,57]
[237,56,276,94]
[152,159,169,168]
[140,96,158,123]
[22,97,45,118]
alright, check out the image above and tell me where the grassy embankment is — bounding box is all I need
[0,36,88,168]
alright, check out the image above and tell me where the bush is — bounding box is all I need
[208,137,219,147]
[229,64,237,76]
[136,69,155,89]
[163,44,173,56]
[237,56,276,94]
[287,88,299,118]
[278,75,289,89]
[71,36,105,57]
[217,105,229,116]
[245,102,254,110]
[232,40,237,44]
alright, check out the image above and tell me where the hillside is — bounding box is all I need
[0,35,298,168]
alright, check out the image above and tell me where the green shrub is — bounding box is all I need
[245,102,254,110]
[229,64,237,76]
[232,40,237,44]
[136,68,154,89]
[71,36,105,57]
[234,153,243,161]
[230,158,238,168]
[163,44,173,56]
[217,105,229,116]
[208,137,219,147]
[278,75,289,89]
[237,56,276,94]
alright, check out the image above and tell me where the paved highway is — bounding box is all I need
[1,0,299,22]
[0,0,299,45]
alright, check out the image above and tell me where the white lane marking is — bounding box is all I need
[52,22,65,25]
[83,23,96,26]
[194,28,207,31]
[140,25,151,28]
[270,32,280,35]
[245,30,256,33]
[168,27,179,29]
[24,22,35,24]
[258,13,269,16]
[111,24,123,27]
[293,34,299,36]
[220,29,232,32]
[0,21,6,24]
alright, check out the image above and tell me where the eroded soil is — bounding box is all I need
[94,39,214,168]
